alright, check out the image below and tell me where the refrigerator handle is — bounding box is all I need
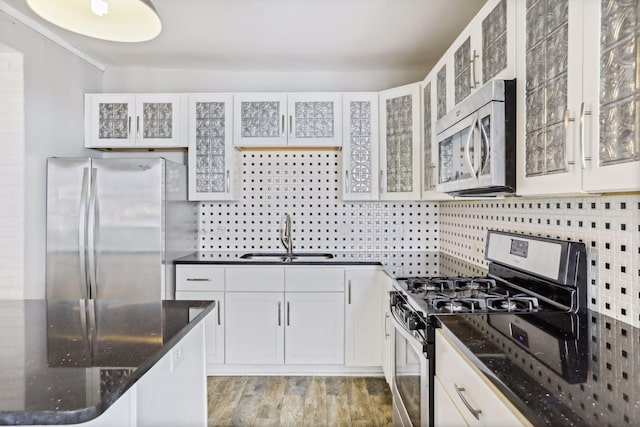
[78,168,90,300]
[87,299,97,360]
[87,168,98,299]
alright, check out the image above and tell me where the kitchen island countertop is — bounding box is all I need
[0,299,214,425]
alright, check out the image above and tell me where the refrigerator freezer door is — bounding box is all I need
[46,158,92,300]
[90,159,165,301]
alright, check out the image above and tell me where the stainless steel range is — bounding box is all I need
[389,230,587,427]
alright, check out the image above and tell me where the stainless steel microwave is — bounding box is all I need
[435,79,516,196]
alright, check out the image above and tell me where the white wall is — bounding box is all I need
[103,66,428,93]
[0,46,23,299]
[0,10,103,299]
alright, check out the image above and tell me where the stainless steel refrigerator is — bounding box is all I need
[46,157,196,301]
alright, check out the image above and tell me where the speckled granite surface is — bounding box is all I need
[0,299,214,425]
[436,311,640,426]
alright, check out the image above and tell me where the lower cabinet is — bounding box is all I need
[345,269,383,367]
[381,273,393,384]
[434,376,469,427]
[176,291,224,365]
[435,330,531,427]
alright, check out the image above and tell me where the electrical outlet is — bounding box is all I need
[171,345,184,371]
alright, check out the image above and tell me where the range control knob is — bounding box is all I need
[408,314,425,331]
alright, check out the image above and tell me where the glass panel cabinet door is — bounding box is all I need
[482,0,509,83]
[379,83,421,201]
[86,95,136,148]
[188,94,237,201]
[287,93,342,147]
[233,94,288,147]
[341,93,379,201]
[582,0,640,192]
[135,94,185,147]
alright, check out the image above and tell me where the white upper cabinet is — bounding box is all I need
[233,93,342,147]
[187,94,239,201]
[379,83,422,201]
[446,0,517,109]
[85,93,187,149]
[341,93,380,201]
[516,0,639,195]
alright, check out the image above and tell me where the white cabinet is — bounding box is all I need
[345,269,383,367]
[435,330,531,427]
[84,93,186,149]
[516,0,639,195]
[187,94,239,201]
[341,93,380,201]
[379,83,422,200]
[225,291,285,365]
[444,0,517,110]
[434,376,469,427]
[175,290,225,365]
[284,292,344,365]
[176,265,225,292]
[234,93,342,147]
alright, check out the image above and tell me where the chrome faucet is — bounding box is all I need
[279,213,293,256]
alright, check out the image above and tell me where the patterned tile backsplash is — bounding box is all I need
[439,195,640,327]
[198,151,639,326]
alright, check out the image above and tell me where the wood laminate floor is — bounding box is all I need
[207,376,393,427]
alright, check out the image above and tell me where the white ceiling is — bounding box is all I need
[8,0,486,72]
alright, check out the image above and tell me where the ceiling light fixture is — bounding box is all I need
[26,0,162,43]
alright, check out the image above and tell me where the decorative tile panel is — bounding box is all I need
[437,65,447,119]
[423,83,434,190]
[240,102,280,138]
[599,0,640,166]
[386,95,413,193]
[524,0,569,176]
[98,103,129,139]
[482,0,507,83]
[295,101,334,138]
[439,194,640,327]
[142,102,172,139]
[454,37,472,104]
[195,102,226,193]
[348,101,372,193]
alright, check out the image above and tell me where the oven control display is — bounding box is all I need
[510,323,529,348]
[510,238,529,258]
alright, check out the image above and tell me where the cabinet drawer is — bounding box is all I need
[285,267,344,292]
[435,330,530,427]
[176,266,225,291]
[226,267,285,292]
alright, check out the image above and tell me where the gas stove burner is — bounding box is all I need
[405,277,438,293]
[432,297,483,313]
[486,294,540,312]
[454,276,497,291]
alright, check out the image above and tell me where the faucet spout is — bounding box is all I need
[279,213,293,255]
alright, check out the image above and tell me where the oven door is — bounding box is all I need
[391,311,429,427]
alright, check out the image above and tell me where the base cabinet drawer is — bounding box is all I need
[176,266,225,291]
[435,330,531,427]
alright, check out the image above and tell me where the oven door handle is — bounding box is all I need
[390,309,427,355]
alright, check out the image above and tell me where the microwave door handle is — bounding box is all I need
[465,114,478,183]
[479,118,490,176]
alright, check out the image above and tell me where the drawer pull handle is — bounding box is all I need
[217,300,221,325]
[455,383,482,420]
[348,280,352,304]
[277,302,281,326]
[186,278,212,282]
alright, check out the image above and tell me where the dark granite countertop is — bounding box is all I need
[435,311,640,427]
[175,251,487,279]
[0,299,214,425]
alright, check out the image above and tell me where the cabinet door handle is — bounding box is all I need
[281,114,285,138]
[217,300,221,325]
[470,49,480,89]
[379,170,384,193]
[384,312,390,337]
[564,108,575,168]
[348,280,352,304]
[454,384,482,420]
[136,115,141,139]
[579,102,592,169]
[226,170,230,193]
[430,163,436,190]
[128,116,132,139]
[186,278,211,282]
[289,115,293,139]
[286,301,290,326]
[277,302,281,326]
[344,170,349,193]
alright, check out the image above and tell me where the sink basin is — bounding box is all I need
[240,252,334,262]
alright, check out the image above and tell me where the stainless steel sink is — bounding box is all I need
[240,252,334,262]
